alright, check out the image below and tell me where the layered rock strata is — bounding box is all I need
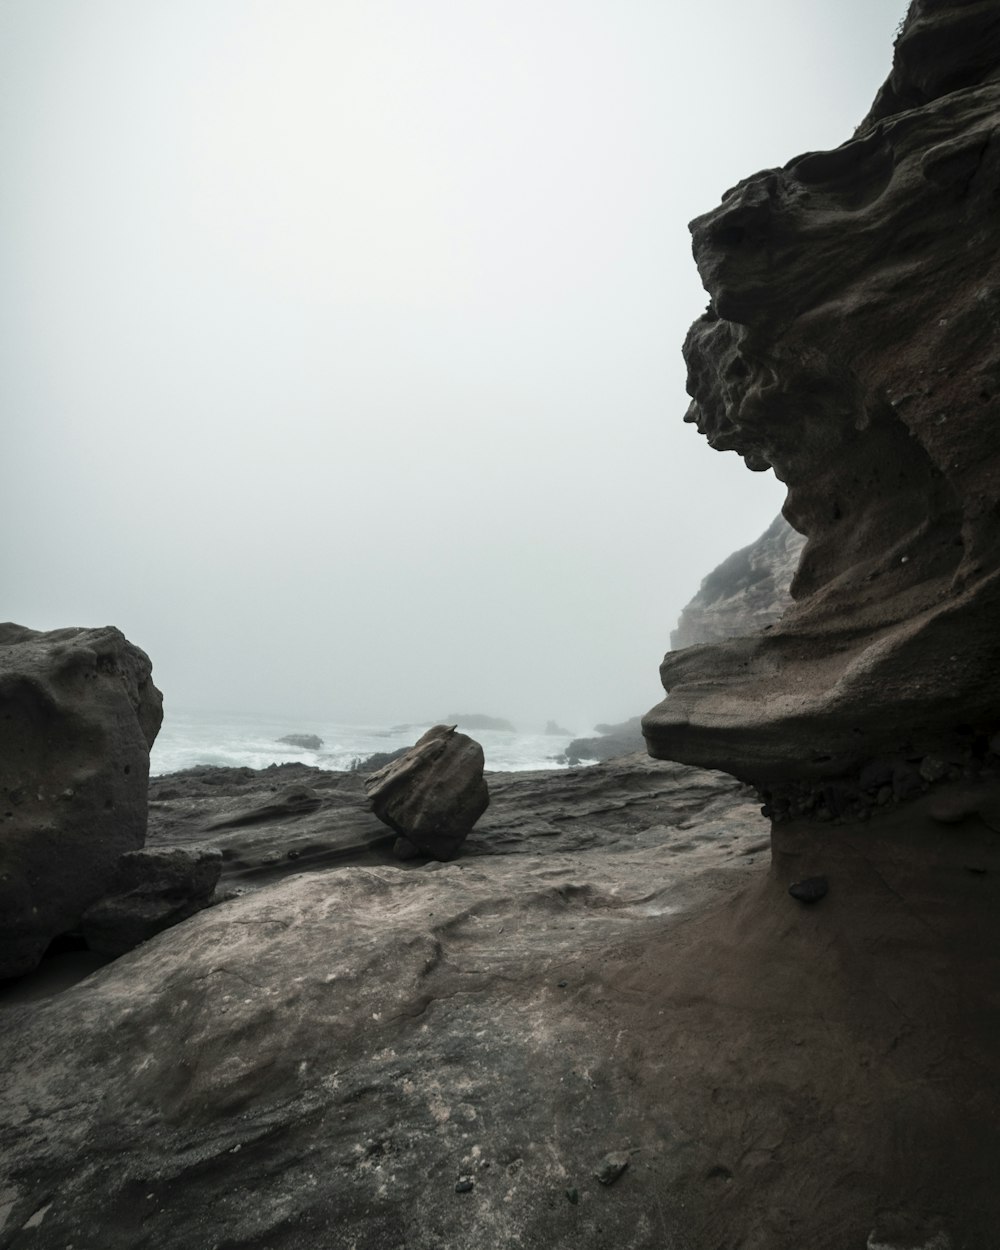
[0,624,162,978]
[643,0,1000,790]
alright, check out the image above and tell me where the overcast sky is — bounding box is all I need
[2,0,907,731]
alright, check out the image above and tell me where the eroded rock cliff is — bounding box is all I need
[643,0,1000,795]
[670,514,805,650]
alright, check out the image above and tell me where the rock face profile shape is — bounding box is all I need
[364,724,489,860]
[644,0,1000,788]
[0,623,163,978]
[671,514,806,650]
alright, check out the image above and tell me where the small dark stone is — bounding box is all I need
[454,1178,474,1194]
[565,1187,579,1205]
[788,876,828,903]
[557,980,568,988]
[595,1151,630,1186]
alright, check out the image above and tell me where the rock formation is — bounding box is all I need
[3,753,998,1247]
[365,724,490,859]
[0,624,162,978]
[561,716,645,765]
[277,733,323,750]
[644,0,1000,797]
[670,514,806,649]
[80,846,222,956]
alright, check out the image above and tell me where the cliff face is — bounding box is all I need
[670,514,805,650]
[644,0,1000,790]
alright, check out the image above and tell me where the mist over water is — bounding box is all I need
[2,1,907,732]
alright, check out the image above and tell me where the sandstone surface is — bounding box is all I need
[365,725,490,860]
[80,846,222,957]
[643,0,1000,790]
[0,624,162,978]
[2,758,996,1248]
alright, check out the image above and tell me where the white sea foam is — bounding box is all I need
[149,709,582,776]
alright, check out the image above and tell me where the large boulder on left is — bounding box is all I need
[0,623,163,978]
[364,724,489,859]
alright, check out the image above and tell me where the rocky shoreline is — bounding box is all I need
[4,2,1000,1245]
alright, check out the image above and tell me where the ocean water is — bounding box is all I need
[149,709,581,776]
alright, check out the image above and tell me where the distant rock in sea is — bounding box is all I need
[544,720,572,736]
[277,733,323,751]
[560,717,645,765]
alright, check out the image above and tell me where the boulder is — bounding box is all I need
[277,734,323,750]
[80,846,222,956]
[644,0,1000,792]
[364,724,489,859]
[0,623,162,978]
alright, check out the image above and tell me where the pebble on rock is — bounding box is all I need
[454,1178,474,1194]
[788,876,829,903]
[595,1151,630,1186]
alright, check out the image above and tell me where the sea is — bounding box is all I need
[149,708,583,777]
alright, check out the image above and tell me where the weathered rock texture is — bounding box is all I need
[365,725,490,860]
[644,0,1000,788]
[671,514,806,650]
[2,759,998,1248]
[80,846,222,957]
[0,624,162,978]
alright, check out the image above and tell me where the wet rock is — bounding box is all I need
[0,623,162,978]
[364,725,489,861]
[80,846,222,956]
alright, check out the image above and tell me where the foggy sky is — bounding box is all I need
[2,0,907,732]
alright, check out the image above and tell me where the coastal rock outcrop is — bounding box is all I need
[670,514,805,649]
[643,0,1000,791]
[365,724,490,860]
[3,758,997,1248]
[0,624,162,978]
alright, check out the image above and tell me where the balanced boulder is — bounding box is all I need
[364,724,489,860]
[0,623,162,978]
